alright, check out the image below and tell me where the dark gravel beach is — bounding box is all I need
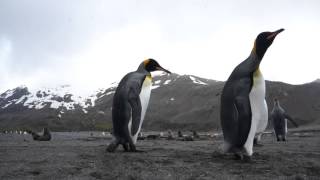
[1,128,320,180]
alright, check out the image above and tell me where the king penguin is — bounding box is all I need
[220,29,284,160]
[107,59,171,152]
[27,128,51,141]
[271,98,298,141]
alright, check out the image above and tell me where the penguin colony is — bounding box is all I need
[15,29,293,161]
[3,28,298,162]
[107,29,294,161]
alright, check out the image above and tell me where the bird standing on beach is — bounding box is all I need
[107,59,171,152]
[271,98,298,141]
[27,127,51,141]
[220,29,284,160]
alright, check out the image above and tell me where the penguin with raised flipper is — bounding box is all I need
[271,98,298,141]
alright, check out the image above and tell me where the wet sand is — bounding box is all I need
[0,129,319,180]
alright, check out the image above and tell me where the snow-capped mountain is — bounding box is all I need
[0,85,97,113]
[0,74,320,131]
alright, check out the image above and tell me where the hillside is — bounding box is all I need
[0,74,319,131]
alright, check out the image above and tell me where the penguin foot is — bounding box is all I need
[106,143,118,153]
[233,153,243,160]
[122,143,129,152]
[211,150,223,157]
[242,155,252,163]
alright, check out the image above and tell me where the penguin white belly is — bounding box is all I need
[130,76,152,144]
[244,69,268,155]
[256,99,268,133]
[284,119,288,133]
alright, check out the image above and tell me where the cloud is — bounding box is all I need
[0,36,12,86]
[0,0,320,95]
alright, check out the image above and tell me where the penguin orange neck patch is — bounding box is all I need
[252,40,257,55]
[146,74,152,80]
[143,59,150,67]
[253,68,262,77]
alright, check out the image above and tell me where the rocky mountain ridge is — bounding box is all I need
[1,74,319,131]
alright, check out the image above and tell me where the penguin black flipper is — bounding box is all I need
[234,77,253,147]
[284,113,298,127]
[128,87,142,136]
[234,95,252,147]
[221,75,252,148]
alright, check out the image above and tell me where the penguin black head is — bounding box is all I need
[253,28,284,59]
[143,58,171,73]
[273,98,281,106]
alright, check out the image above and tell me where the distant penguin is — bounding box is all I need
[27,128,51,141]
[107,59,171,152]
[220,29,284,160]
[271,98,298,141]
[167,130,174,140]
[192,130,200,139]
[137,132,145,140]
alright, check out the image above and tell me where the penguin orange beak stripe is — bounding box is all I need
[156,66,171,74]
[267,28,285,40]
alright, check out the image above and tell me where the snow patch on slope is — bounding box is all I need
[151,85,160,90]
[1,85,98,112]
[106,91,115,96]
[189,76,208,85]
[164,80,171,85]
[154,80,161,84]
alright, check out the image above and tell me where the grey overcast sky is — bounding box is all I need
[1,0,320,95]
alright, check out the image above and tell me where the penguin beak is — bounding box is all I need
[267,28,285,40]
[156,66,171,74]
